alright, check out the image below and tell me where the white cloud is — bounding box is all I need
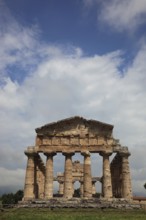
[0,0,146,196]
[0,1,41,82]
[1,42,146,195]
[99,0,146,31]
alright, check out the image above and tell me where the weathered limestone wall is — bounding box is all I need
[111,152,132,199]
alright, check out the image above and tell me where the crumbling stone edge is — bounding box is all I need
[9,198,144,209]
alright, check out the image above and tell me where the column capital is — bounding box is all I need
[119,152,131,158]
[100,151,112,157]
[63,152,74,157]
[24,150,37,157]
[25,146,36,153]
[44,152,56,157]
[58,180,64,184]
[81,150,90,157]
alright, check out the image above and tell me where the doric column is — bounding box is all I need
[44,152,56,199]
[80,180,84,197]
[100,152,113,198]
[58,181,64,195]
[101,177,104,197]
[82,151,92,198]
[63,153,74,199]
[23,150,37,200]
[36,155,46,199]
[120,152,132,199]
[92,181,96,195]
[72,181,74,196]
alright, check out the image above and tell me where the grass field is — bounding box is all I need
[0,208,146,220]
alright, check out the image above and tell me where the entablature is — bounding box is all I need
[36,135,115,147]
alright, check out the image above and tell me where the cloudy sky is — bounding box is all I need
[0,0,146,196]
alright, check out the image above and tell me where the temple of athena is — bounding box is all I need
[23,116,132,201]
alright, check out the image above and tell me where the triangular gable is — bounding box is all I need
[35,116,113,138]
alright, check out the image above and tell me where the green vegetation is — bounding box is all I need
[1,190,23,206]
[0,208,146,220]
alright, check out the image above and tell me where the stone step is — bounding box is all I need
[17,198,142,209]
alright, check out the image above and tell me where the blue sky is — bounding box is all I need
[4,0,145,58]
[0,0,146,196]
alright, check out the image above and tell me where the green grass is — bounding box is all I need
[0,208,146,220]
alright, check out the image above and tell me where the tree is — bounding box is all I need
[1,190,23,206]
[14,190,23,203]
[1,193,15,205]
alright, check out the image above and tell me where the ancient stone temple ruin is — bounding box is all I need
[23,116,132,201]
[54,160,101,197]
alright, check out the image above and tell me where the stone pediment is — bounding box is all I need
[35,116,113,138]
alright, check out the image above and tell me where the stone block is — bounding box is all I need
[80,138,89,145]
[89,138,98,145]
[52,137,60,145]
[70,137,79,145]
[42,138,52,145]
[61,137,70,145]
[98,137,105,145]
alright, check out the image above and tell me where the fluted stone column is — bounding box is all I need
[63,153,74,199]
[92,181,96,195]
[59,181,64,195]
[72,181,74,196]
[100,152,113,198]
[118,181,122,198]
[23,151,37,200]
[44,153,56,199]
[37,169,45,199]
[121,153,132,199]
[36,155,46,199]
[82,151,92,198]
[101,177,104,197]
[80,181,84,197]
